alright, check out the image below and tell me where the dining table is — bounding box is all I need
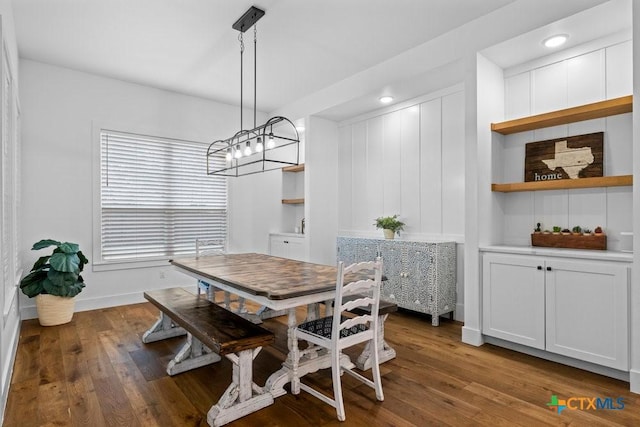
[169,252,365,398]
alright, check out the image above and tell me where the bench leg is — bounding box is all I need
[166,333,222,376]
[142,312,187,343]
[207,347,274,427]
[355,313,396,371]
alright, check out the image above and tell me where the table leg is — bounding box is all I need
[355,313,396,370]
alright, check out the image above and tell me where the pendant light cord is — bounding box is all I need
[239,32,244,130]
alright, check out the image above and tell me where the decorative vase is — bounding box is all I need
[35,294,76,326]
[383,229,395,240]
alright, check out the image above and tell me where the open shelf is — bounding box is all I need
[492,175,632,192]
[491,95,632,135]
[282,198,304,204]
[282,164,304,172]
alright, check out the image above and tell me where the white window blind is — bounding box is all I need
[100,130,227,261]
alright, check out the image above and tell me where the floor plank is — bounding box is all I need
[4,302,640,426]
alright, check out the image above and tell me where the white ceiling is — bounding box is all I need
[12,0,515,114]
[11,0,630,121]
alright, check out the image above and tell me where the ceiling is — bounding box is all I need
[11,0,630,121]
[12,0,514,114]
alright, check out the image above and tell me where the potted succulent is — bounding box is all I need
[19,239,89,326]
[533,223,542,234]
[571,225,582,235]
[552,226,562,234]
[374,215,405,239]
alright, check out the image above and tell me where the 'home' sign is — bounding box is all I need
[524,132,603,182]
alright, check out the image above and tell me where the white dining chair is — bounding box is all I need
[291,258,384,421]
[195,238,246,313]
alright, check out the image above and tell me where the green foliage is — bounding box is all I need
[374,215,405,235]
[572,225,582,233]
[19,239,88,298]
[552,226,562,233]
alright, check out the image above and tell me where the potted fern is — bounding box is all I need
[19,239,89,326]
[374,215,405,239]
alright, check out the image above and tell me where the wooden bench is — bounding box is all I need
[322,295,398,371]
[142,287,275,427]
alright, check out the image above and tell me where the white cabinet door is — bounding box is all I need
[269,235,306,261]
[482,254,545,349]
[545,259,629,370]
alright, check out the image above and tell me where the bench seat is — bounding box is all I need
[142,287,275,427]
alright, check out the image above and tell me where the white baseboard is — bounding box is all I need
[20,292,148,320]
[0,318,21,426]
[630,369,640,394]
[461,326,484,346]
[485,336,630,382]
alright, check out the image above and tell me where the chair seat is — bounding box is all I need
[297,315,368,339]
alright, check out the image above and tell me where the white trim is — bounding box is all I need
[631,369,640,393]
[0,314,20,426]
[20,291,148,320]
[504,29,631,78]
[485,336,630,382]
[461,326,484,346]
[338,83,464,127]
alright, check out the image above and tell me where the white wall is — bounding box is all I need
[337,86,466,320]
[0,1,21,422]
[19,59,254,315]
[499,39,633,250]
[630,0,640,394]
[306,116,339,265]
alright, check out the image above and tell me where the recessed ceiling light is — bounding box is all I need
[543,34,568,48]
[379,96,394,104]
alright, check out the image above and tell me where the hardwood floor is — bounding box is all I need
[4,300,640,426]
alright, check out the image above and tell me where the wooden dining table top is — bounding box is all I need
[170,253,345,300]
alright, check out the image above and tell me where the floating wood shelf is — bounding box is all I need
[492,175,633,192]
[282,198,304,204]
[282,164,304,172]
[491,95,632,135]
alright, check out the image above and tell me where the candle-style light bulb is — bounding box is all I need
[244,141,252,156]
[267,132,275,149]
[255,137,264,152]
[234,144,242,159]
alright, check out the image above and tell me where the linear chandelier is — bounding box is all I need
[207,6,300,177]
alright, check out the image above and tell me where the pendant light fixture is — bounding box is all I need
[207,6,300,177]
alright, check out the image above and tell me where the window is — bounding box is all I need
[98,129,226,263]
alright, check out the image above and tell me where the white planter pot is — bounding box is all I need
[383,229,395,240]
[35,294,76,326]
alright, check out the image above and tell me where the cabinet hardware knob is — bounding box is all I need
[284,241,289,244]
[546,266,552,271]
[537,266,542,270]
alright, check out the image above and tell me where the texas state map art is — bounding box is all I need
[524,132,603,182]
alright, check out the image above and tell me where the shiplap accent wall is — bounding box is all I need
[337,87,465,239]
[499,40,633,250]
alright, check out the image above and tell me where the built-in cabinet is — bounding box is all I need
[269,233,306,261]
[337,237,456,326]
[483,252,629,370]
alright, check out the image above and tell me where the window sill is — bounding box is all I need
[92,257,177,272]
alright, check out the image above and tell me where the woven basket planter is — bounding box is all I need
[35,294,76,326]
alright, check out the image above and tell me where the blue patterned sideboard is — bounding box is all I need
[337,237,456,326]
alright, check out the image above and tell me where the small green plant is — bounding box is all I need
[374,215,405,235]
[534,222,542,232]
[572,225,582,234]
[552,226,562,233]
[19,239,89,298]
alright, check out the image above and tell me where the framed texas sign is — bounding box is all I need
[524,132,603,182]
